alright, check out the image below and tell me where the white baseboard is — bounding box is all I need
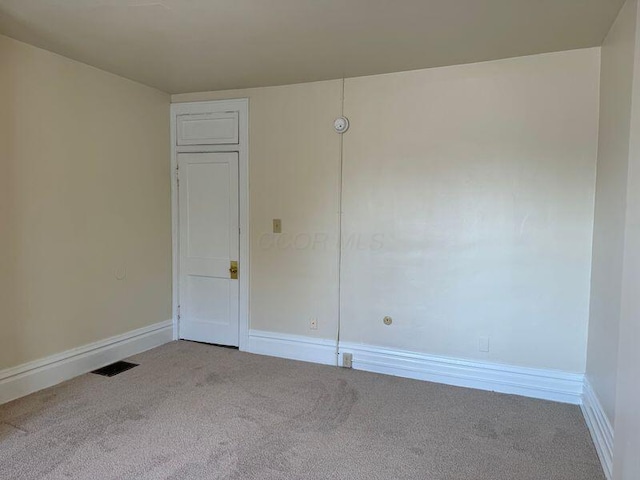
[0,320,173,406]
[581,378,614,480]
[242,330,584,405]
[245,330,337,366]
[338,342,585,405]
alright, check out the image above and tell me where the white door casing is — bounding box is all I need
[178,152,239,346]
[171,98,249,349]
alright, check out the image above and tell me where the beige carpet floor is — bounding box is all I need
[0,341,604,480]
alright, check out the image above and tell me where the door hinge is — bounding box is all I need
[177,305,181,320]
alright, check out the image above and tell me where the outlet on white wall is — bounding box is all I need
[342,353,353,368]
[310,319,318,330]
[479,336,490,353]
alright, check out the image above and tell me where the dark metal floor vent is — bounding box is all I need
[182,340,239,350]
[91,361,138,377]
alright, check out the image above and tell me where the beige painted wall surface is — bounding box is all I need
[613,2,640,478]
[173,81,343,340]
[341,49,600,372]
[586,0,638,425]
[176,49,600,373]
[0,35,171,370]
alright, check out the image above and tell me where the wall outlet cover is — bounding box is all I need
[342,353,353,368]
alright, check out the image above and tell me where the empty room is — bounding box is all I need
[1,1,639,479]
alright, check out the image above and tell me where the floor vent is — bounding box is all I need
[181,340,239,350]
[91,361,138,377]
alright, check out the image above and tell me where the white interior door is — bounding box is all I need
[178,152,239,346]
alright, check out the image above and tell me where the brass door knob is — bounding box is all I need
[229,261,238,279]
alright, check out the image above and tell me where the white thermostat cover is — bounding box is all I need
[334,116,349,133]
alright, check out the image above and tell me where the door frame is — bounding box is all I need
[170,98,249,350]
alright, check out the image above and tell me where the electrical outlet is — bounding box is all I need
[342,353,353,368]
[273,219,282,233]
[310,319,318,330]
[479,336,490,352]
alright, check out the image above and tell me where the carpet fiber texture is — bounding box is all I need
[0,341,604,479]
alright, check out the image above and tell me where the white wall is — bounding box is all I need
[341,49,600,372]
[586,0,638,424]
[0,35,172,370]
[174,48,601,374]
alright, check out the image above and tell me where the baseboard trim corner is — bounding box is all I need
[581,378,614,480]
[0,320,173,405]
[245,330,337,366]
[338,342,585,405]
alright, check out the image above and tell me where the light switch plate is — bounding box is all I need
[273,219,282,233]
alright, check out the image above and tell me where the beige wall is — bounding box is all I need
[586,0,638,425]
[174,48,600,373]
[173,81,343,340]
[0,35,172,370]
[584,2,640,476]
[341,49,600,371]
[612,1,640,479]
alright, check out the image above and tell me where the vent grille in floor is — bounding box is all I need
[91,361,138,377]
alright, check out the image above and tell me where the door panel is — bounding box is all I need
[178,152,239,346]
[177,112,239,145]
